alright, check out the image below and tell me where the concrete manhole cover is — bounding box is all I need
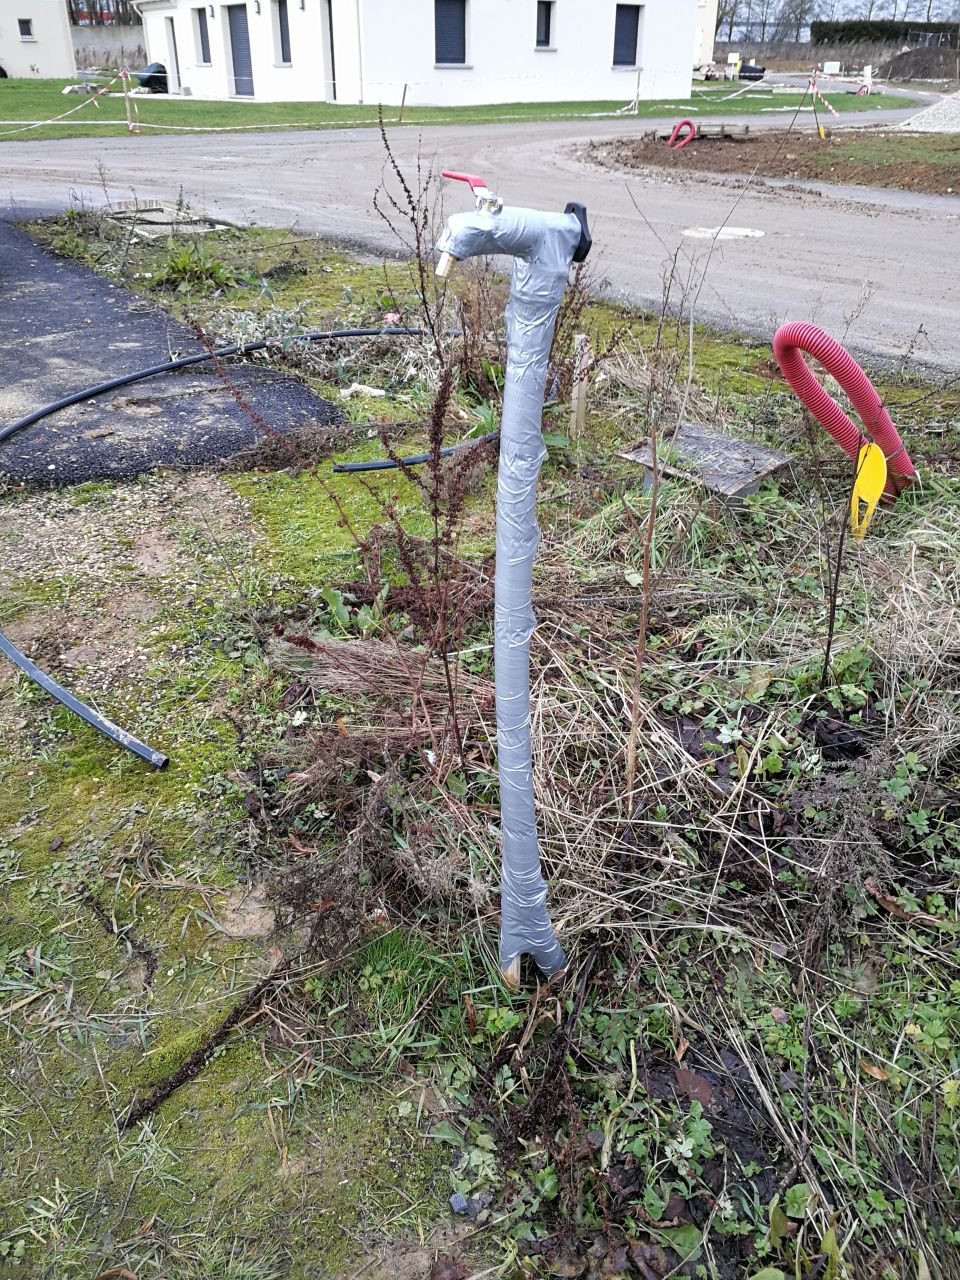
[103,200,230,239]
[682,226,766,240]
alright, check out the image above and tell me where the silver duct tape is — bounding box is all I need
[437,205,580,975]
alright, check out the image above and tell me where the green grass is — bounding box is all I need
[0,76,888,142]
[829,129,960,171]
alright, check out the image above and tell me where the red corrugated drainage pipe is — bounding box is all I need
[668,119,696,150]
[773,322,915,499]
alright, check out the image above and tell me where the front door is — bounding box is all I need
[165,15,181,92]
[227,4,254,97]
[323,0,336,101]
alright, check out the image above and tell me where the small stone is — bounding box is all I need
[449,1192,468,1215]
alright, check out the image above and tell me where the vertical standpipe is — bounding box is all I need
[436,173,591,978]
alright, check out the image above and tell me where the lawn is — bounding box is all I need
[1,210,959,1279]
[0,76,890,142]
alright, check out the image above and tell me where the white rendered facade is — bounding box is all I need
[0,0,76,78]
[136,0,699,105]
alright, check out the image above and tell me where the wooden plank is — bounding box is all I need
[620,424,791,502]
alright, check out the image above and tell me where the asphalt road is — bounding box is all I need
[0,221,340,484]
[3,89,959,372]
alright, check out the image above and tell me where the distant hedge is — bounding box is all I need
[810,19,959,44]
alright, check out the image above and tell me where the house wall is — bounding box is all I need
[0,0,76,78]
[357,0,698,106]
[139,0,697,105]
[693,0,719,65]
[139,0,333,100]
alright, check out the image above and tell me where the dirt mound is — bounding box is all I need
[882,46,960,82]
[585,128,960,195]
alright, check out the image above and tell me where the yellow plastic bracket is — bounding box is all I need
[850,442,887,540]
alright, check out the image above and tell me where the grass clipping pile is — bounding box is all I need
[235,327,960,1279]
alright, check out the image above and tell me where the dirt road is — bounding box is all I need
[3,105,958,371]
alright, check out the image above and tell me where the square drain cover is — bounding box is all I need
[620,424,791,501]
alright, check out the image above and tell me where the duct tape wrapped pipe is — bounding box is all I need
[437,194,586,976]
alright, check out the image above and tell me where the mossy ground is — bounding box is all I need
[2,217,960,1279]
[0,472,449,1278]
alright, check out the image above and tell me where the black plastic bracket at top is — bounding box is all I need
[565,202,593,263]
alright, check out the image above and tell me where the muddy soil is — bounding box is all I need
[586,128,960,194]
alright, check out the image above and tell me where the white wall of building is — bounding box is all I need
[693,0,718,65]
[0,0,76,78]
[139,0,333,99]
[139,0,697,105]
[357,0,697,107]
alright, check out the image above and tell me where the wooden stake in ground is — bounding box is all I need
[570,333,590,451]
[624,402,661,802]
[121,68,139,134]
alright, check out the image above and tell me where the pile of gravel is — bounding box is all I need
[897,90,960,133]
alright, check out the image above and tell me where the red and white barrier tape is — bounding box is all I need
[809,70,840,120]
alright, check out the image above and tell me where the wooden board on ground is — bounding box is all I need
[643,123,752,143]
[103,200,231,239]
[620,424,791,501]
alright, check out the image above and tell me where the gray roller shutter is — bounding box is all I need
[435,0,466,64]
[278,0,291,63]
[197,7,211,63]
[613,4,640,66]
[228,4,255,96]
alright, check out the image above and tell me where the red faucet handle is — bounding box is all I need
[441,170,489,193]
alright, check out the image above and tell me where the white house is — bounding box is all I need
[693,0,719,66]
[135,0,699,105]
[0,0,76,78]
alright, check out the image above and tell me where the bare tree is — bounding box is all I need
[756,0,778,39]
[771,0,819,42]
[716,0,742,40]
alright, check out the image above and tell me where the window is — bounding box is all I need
[536,1,553,47]
[613,3,641,66]
[18,18,34,39]
[276,0,291,64]
[195,7,211,63]
[435,0,466,65]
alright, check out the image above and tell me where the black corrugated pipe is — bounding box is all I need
[0,327,421,445]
